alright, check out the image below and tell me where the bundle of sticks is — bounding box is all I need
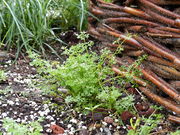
[88,0,180,123]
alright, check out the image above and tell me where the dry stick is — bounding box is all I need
[146,33,180,38]
[138,87,180,114]
[169,81,180,90]
[95,0,151,20]
[141,7,179,28]
[112,66,149,87]
[102,42,137,50]
[155,27,180,34]
[155,64,180,78]
[144,36,177,55]
[112,66,180,114]
[153,38,180,48]
[175,19,180,27]
[103,17,160,27]
[168,115,180,124]
[96,27,161,57]
[90,5,131,18]
[147,63,178,80]
[139,0,180,19]
[149,0,180,5]
[134,36,180,67]
[126,26,180,37]
[140,67,180,102]
[115,56,180,101]
[147,55,179,70]
[126,25,147,32]
[88,24,102,38]
[147,28,180,35]
[124,50,145,56]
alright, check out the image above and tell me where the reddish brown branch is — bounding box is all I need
[149,0,180,5]
[103,17,160,27]
[167,115,180,124]
[146,33,180,38]
[141,68,180,101]
[139,0,180,19]
[141,7,179,28]
[134,37,180,67]
[138,87,180,114]
[95,0,151,20]
[147,56,179,70]
[155,27,180,34]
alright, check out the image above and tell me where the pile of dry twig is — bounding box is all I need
[88,0,180,123]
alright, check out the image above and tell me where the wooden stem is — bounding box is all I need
[139,87,180,114]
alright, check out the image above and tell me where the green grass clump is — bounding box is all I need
[0,0,88,57]
[0,0,56,55]
[58,0,88,31]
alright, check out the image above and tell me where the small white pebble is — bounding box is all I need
[44,124,50,128]
[2,104,7,107]
[70,127,75,131]
[50,121,56,125]
[102,121,107,126]
[1,113,7,117]
[70,118,77,124]
[67,124,72,129]
[16,118,21,123]
[46,128,52,133]
[100,128,103,132]
[15,98,19,102]
[82,126,87,129]
[115,119,119,122]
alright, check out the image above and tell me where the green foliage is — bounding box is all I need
[58,0,88,30]
[0,0,90,57]
[2,118,43,135]
[29,32,148,114]
[128,113,163,135]
[0,70,6,82]
[0,0,64,57]
[97,87,134,113]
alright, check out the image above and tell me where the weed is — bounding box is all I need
[1,118,43,135]
[128,113,163,135]
[0,70,6,82]
[29,32,148,116]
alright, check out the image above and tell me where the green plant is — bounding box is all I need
[0,0,63,57]
[0,70,6,82]
[2,118,43,135]
[58,0,88,30]
[128,113,163,135]
[29,32,147,115]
